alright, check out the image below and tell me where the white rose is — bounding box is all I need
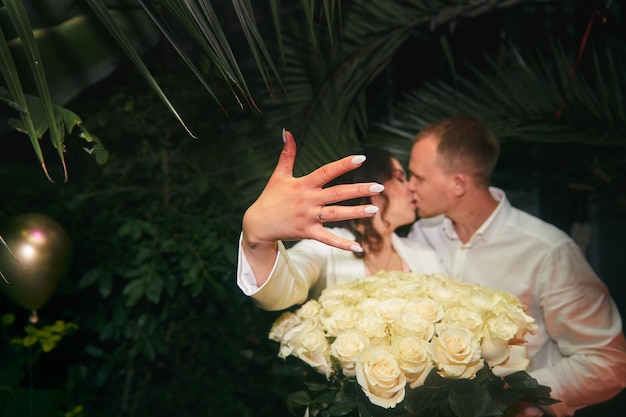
[321,307,359,336]
[320,287,364,307]
[420,274,458,297]
[490,302,537,342]
[318,294,347,314]
[376,297,408,323]
[431,324,483,379]
[330,330,370,377]
[492,290,524,309]
[480,332,510,367]
[297,299,321,319]
[491,345,530,377]
[277,317,318,359]
[392,335,434,389]
[445,306,484,333]
[483,314,519,342]
[355,347,407,409]
[404,298,443,323]
[392,312,435,341]
[427,285,456,303]
[338,288,367,304]
[509,309,538,342]
[466,289,494,311]
[371,286,404,300]
[356,297,381,313]
[268,311,300,343]
[355,311,388,344]
[294,326,332,378]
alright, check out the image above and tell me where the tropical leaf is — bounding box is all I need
[374,42,626,149]
[3,0,62,180]
[233,0,531,206]
[369,38,626,200]
[2,6,161,106]
[85,0,196,139]
[0,0,158,180]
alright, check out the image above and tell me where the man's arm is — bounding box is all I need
[531,242,626,416]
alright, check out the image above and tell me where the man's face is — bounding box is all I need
[408,135,455,219]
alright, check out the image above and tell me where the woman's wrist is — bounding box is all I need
[242,210,279,251]
[242,230,278,251]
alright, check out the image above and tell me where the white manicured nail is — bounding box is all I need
[369,184,384,193]
[350,244,363,253]
[365,206,379,214]
[282,128,286,143]
[351,155,366,165]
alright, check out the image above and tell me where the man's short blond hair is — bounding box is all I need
[414,116,500,187]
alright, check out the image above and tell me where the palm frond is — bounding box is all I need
[370,38,626,199]
[376,41,626,148]
[0,0,553,184]
[86,0,197,139]
[136,0,224,110]
[3,0,63,180]
[232,0,532,206]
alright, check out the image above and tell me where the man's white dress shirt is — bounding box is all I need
[408,187,626,416]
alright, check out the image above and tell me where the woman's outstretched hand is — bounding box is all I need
[241,129,383,281]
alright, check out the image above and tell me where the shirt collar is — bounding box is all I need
[441,187,511,244]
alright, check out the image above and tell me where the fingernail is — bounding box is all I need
[351,155,366,165]
[282,128,286,143]
[365,206,379,214]
[369,183,384,193]
[350,244,363,253]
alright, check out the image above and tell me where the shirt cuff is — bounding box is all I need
[236,233,280,295]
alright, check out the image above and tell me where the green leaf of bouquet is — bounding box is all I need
[404,370,450,413]
[305,380,333,392]
[328,399,358,416]
[287,390,311,406]
[473,365,492,384]
[503,371,538,389]
[504,371,560,405]
[313,390,337,405]
[448,378,490,417]
[477,390,507,417]
[356,402,373,417]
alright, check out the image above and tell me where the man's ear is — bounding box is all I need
[453,173,467,196]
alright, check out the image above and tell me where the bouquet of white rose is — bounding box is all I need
[269,271,558,417]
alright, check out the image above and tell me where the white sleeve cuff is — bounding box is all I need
[236,233,280,295]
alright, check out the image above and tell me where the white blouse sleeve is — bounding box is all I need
[236,233,332,311]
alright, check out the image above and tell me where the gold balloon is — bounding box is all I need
[0,213,72,313]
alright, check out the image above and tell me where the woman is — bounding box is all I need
[237,130,441,310]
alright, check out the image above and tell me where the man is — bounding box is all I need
[405,116,626,416]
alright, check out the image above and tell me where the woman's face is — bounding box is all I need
[371,157,417,230]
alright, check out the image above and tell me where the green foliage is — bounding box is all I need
[19,60,290,417]
[58,151,289,415]
[10,319,79,353]
[0,314,77,417]
[287,365,557,417]
[0,53,297,416]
